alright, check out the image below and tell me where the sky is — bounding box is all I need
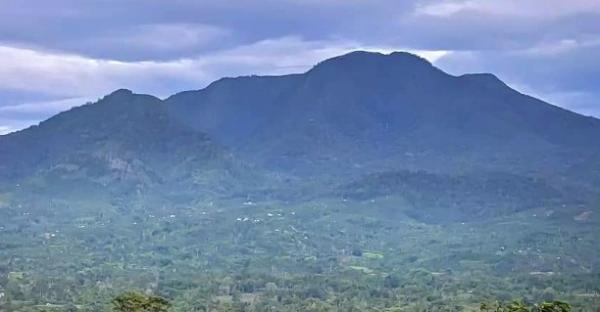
[0,0,599,134]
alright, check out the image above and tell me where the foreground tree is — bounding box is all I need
[112,292,170,312]
[533,301,571,312]
[480,301,571,312]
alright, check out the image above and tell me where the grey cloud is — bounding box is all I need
[436,38,600,115]
[0,36,446,132]
[0,0,598,133]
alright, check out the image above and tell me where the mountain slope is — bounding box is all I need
[1,50,599,219]
[338,170,570,222]
[166,51,600,177]
[0,89,248,199]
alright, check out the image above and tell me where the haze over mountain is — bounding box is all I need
[1,51,599,218]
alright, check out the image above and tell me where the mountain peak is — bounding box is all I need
[105,88,134,99]
[459,73,509,90]
[460,72,502,82]
[306,51,438,81]
[388,51,432,64]
[98,89,161,107]
[109,88,134,96]
[310,50,432,72]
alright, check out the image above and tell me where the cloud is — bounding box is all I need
[0,0,598,134]
[0,97,93,117]
[415,0,600,18]
[414,1,472,17]
[0,97,94,135]
[89,23,232,58]
[0,36,449,134]
[0,36,447,98]
[516,36,600,56]
[542,91,600,117]
[0,118,39,135]
[0,45,207,98]
[435,41,600,116]
[194,36,448,76]
[0,126,14,135]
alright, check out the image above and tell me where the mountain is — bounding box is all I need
[1,50,599,218]
[0,89,252,201]
[165,51,600,179]
[3,51,600,311]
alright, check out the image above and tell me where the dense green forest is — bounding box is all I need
[102,291,576,312]
[1,186,599,311]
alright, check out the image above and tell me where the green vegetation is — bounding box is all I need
[480,301,571,312]
[0,187,598,311]
[112,292,169,312]
[1,52,600,311]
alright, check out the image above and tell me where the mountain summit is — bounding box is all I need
[165,51,600,176]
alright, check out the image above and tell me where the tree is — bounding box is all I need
[532,301,571,312]
[480,301,570,312]
[112,292,170,312]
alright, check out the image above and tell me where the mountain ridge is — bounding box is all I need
[164,51,600,177]
[0,89,254,199]
[1,50,600,219]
